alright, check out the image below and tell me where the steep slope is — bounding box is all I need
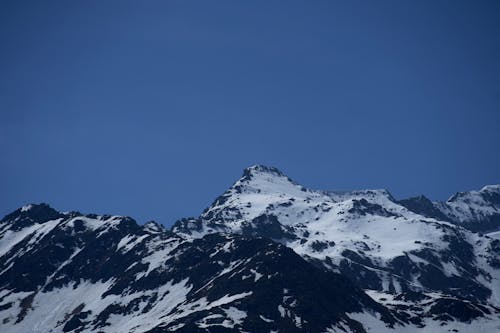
[397,195,451,223]
[173,165,500,330]
[0,204,398,333]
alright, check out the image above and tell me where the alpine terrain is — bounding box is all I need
[1,165,499,332]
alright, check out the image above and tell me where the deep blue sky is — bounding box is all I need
[1,1,499,226]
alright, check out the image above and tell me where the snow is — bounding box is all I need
[60,215,130,237]
[250,268,263,282]
[181,167,450,263]
[177,166,455,292]
[0,278,194,333]
[103,279,192,333]
[222,307,247,326]
[116,234,149,252]
[116,234,135,249]
[260,315,274,322]
[277,305,286,318]
[136,237,182,278]
[196,307,247,329]
[481,184,500,192]
[143,221,163,234]
[197,314,224,328]
[167,291,253,329]
[435,185,500,224]
[344,311,500,333]
[173,165,500,331]
[487,230,500,240]
[20,204,33,212]
[471,232,500,306]
[0,218,61,260]
[199,291,252,310]
[43,247,82,286]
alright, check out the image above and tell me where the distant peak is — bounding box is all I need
[16,203,59,216]
[446,184,500,203]
[24,202,54,210]
[21,204,34,212]
[143,220,166,233]
[481,184,500,192]
[243,165,285,178]
[2,203,63,226]
[239,165,291,185]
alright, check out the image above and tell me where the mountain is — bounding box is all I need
[173,165,500,331]
[1,166,499,332]
[399,185,500,232]
[0,204,398,333]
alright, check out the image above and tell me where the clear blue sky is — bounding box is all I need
[1,1,499,226]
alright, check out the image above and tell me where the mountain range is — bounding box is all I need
[1,165,499,332]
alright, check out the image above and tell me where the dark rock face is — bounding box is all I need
[428,298,490,322]
[240,214,297,240]
[152,234,397,333]
[488,239,500,268]
[348,199,397,218]
[398,196,451,222]
[338,257,384,291]
[460,216,500,233]
[171,217,204,235]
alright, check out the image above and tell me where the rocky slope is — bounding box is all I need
[0,204,398,333]
[399,185,500,232]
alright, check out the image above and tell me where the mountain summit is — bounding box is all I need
[173,165,500,331]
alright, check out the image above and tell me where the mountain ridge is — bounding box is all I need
[0,204,403,333]
[172,165,500,330]
[1,165,500,332]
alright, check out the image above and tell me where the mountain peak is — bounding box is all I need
[446,184,500,203]
[402,194,432,204]
[143,220,166,234]
[480,184,500,193]
[242,165,286,179]
[2,202,63,224]
[229,165,306,197]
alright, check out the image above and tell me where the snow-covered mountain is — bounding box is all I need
[173,165,500,331]
[399,185,500,232]
[0,204,399,333]
[1,166,499,332]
